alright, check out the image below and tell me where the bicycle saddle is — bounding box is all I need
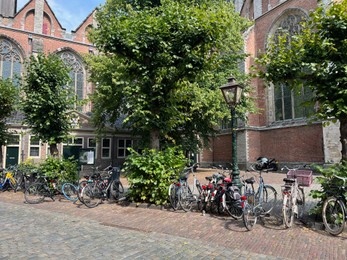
[245,177,255,184]
[283,178,295,183]
[205,176,213,181]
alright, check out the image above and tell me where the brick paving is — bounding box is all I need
[0,168,346,259]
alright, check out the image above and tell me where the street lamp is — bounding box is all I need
[220,76,244,190]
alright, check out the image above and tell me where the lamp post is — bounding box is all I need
[220,76,244,190]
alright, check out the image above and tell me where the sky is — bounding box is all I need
[17,0,106,32]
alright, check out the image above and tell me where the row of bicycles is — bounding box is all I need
[0,165,125,208]
[168,163,314,231]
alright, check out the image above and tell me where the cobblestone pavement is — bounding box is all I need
[0,169,346,259]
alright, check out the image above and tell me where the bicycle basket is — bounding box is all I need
[287,170,313,187]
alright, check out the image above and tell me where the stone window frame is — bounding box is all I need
[0,36,24,85]
[56,49,86,111]
[265,8,312,124]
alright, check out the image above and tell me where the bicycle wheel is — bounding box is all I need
[110,180,124,200]
[178,185,193,212]
[62,183,78,202]
[243,200,257,231]
[283,194,294,228]
[225,192,243,220]
[197,189,209,212]
[168,183,179,210]
[322,197,346,236]
[260,185,277,214]
[296,187,305,219]
[24,183,46,204]
[77,180,88,203]
[81,184,103,208]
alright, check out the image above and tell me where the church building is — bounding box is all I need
[0,0,341,170]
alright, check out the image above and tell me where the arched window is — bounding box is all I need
[58,51,85,111]
[0,38,22,85]
[268,10,314,122]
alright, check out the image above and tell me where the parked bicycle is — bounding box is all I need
[80,166,124,208]
[0,167,18,192]
[24,175,61,204]
[198,172,226,214]
[241,167,278,231]
[322,175,347,236]
[281,165,312,228]
[168,164,202,212]
[207,174,243,219]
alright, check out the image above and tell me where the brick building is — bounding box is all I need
[0,0,341,170]
[200,0,341,168]
[0,0,135,169]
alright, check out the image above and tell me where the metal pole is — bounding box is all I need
[231,107,241,190]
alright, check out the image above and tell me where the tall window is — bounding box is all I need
[0,38,22,85]
[102,138,111,159]
[269,10,313,122]
[58,51,84,110]
[29,136,40,157]
[275,84,314,121]
[88,138,97,159]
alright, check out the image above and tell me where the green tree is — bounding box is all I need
[87,0,252,151]
[21,53,74,156]
[256,0,347,161]
[0,79,18,164]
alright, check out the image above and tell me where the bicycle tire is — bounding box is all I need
[81,184,102,208]
[197,190,209,212]
[178,185,193,212]
[62,182,78,202]
[110,180,124,200]
[243,199,257,231]
[296,187,305,219]
[225,192,243,220]
[168,183,179,211]
[24,182,46,204]
[77,180,88,203]
[322,197,346,236]
[259,185,277,214]
[283,194,294,228]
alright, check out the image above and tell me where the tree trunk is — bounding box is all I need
[149,129,160,150]
[49,143,59,157]
[340,117,347,161]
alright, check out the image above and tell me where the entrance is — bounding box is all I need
[5,147,19,167]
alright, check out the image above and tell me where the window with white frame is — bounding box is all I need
[63,137,83,150]
[117,139,132,158]
[87,137,97,158]
[29,136,40,157]
[101,138,111,158]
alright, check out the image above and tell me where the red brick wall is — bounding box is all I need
[259,124,324,162]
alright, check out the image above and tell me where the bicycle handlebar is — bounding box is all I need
[281,165,308,171]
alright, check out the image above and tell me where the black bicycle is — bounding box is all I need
[80,166,124,208]
[24,175,61,204]
[322,175,347,236]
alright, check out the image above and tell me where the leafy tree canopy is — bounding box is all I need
[87,0,253,151]
[20,53,75,155]
[256,0,347,160]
